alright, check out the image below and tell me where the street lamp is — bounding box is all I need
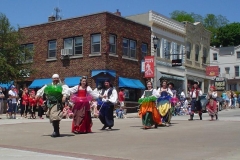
[153,36,158,89]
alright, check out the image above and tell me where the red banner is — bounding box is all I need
[206,66,219,76]
[144,56,154,78]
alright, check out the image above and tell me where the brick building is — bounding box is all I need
[19,11,151,102]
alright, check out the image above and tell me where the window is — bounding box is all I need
[156,39,161,57]
[164,41,171,60]
[48,40,56,58]
[186,42,191,59]
[202,47,207,64]
[20,43,34,63]
[225,67,230,74]
[122,38,137,59]
[235,66,239,77]
[213,53,217,60]
[237,52,240,58]
[172,43,180,60]
[64,36,83,55]
[141,43,147,58]
[229,84,237,91]
[195,45,199,61]
[109,35,116,54]
[91,34,101,53]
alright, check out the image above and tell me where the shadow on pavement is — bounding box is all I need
[42,134,75,137]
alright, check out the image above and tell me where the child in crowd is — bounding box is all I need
[63,101,73,119]
[90,99,99,118]
[6,98,13,119]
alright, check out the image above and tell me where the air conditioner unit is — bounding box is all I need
[61,49,73,56]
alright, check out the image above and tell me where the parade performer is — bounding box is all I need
[36,74,69,137]
[189,81,203,120]
[21,88,29,118]
[139,81,161,129]
[157,80,173,127]
[68,76,99,134]
[206,86,218,120]
[98,79,118,130]
[29,90,37,119]
[168,82,179,117]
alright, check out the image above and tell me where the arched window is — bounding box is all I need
[186,42,191,59]
[195,45,199,61]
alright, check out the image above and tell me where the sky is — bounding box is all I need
[0,0,239,28]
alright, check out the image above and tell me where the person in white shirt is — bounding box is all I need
[98,79,118,130]
[189,81,203,121]
[206,86,218,120]
[180,89,186,101]
[8,85,18,119]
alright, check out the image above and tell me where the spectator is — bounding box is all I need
[0,87,5,119]
[118,88,125,108]
[180,89,185,101]
[6,98,12,119]
[8,85,18,119]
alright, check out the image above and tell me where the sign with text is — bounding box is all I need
[144,56,154,78]
[206,66,219,76]
[214,77,225,91]
[172,59,182,67]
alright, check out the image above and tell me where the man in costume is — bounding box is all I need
[36,74,69,137]
[98,79,118,130]
[189,81,203,121]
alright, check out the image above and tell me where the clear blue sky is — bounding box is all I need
[0,0,239,28]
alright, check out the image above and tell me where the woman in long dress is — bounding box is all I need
[206,86,218,120]
[138,81,161,129]
[157,80,173,127]
[68,76,99,134]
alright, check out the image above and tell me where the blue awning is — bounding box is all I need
[64,76,81,87]
[119,77,145,89]
[0,81,14,89]
[29,78,52,88]
[91,70,116,77]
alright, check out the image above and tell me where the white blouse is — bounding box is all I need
[68,85,99,99]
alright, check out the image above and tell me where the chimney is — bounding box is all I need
[114,9,121,16]
[48,15,56,22]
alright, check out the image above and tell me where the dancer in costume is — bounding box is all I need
[29,90,37,119]
[98,79,118,130]
[68,76,99,134]
[189,81,203,121]
[168,82,179,117]
[21,88,29,118]
[206,86,218,120]
[36,74,69,137]
[139,81,161,129]
[157,80,173,127]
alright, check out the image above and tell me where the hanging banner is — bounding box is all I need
[144,56,154,78]
[206,66,219,76]
[141,60,145,73]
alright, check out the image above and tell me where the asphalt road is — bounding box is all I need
[0,109,240,160]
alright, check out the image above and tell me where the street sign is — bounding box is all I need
[214,77,225,91]
[172,59,182,67]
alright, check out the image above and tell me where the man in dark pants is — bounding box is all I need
[98,79,118,130]
[189,81,203,121]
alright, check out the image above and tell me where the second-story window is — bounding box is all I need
[213,53,218,60]
[235,66,239,77]
[109,34,116,54]
[195,45,199,61]
[202,47,207,64]
[122,38,136,59]
[48,40,56,58]
[64,36,83,55]
[91,34,101,53]
[141,43,148,59]
[225,67,230,74]
[20,43,34,63]
[237,52,240,58]
[186,42,191,59]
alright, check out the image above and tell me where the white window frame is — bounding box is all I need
[225,67,230,74]
[141,43,148,59]
[123,38,129,57]
[213,53,217,61]
[91,34,101,54]
[48,40,57,58]
[64,37,83,55]
[122,38,137,59]
[109,34,116,54]
[74,37,83,55]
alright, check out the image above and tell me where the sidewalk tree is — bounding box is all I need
[0,13,33,83]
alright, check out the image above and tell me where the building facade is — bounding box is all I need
[19,11,151,102]
[210,46,240,91]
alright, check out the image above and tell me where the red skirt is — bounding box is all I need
[71,101,92,133]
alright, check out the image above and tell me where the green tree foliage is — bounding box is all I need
[170,11,194,23]
[0,13,33,83]
[216,23,240,47]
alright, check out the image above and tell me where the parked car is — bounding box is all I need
[198,93,224,112]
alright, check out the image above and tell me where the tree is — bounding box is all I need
[170,11,194,23]
[216,23,240,47]
[0,13,33,83]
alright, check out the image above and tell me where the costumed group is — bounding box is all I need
[21,73,217,138]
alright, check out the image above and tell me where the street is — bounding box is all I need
[0,109,240,160]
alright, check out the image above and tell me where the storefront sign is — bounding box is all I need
[144,56,154,78]
[172,59,182,67]
[206,66,219,76]
[214,77,225,91]
[141,60,145,72]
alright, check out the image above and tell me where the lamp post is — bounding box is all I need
[153,36,159,89]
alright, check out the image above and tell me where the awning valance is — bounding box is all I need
[119,77,145,89]
[64,76,81,87]
[91,70,116,77]
[0,81,14,89]
[29,78,52,88]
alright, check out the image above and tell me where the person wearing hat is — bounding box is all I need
[206,86,218,120]
[98,79,118,130]
[36,74,69,137]
[189,81,203,120]
[8,85,18,119]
